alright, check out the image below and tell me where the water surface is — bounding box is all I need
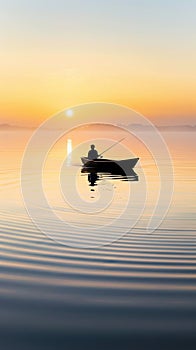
[0,129,196,349]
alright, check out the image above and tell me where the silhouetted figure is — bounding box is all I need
[88,144,98,160]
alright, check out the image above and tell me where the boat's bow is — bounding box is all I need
[81,157,89,165]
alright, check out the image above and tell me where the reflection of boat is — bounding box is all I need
[81,157,139,173]
[81,167,138,182]
[88,173,99,187]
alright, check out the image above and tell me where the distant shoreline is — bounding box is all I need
[0,123,195,132]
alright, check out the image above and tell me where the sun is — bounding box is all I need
[66,109,74,118]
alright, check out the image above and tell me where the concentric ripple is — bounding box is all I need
[1,128,196,350]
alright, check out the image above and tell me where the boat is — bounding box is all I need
[81,157,139,173]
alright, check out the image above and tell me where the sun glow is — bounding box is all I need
[66,110,74,118]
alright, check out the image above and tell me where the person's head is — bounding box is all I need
[91,144,95,150]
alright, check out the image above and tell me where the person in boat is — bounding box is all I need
[88,144,99,160]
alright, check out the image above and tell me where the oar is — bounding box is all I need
[98,137,126,158]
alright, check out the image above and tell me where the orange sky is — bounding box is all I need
[1,2,196,126]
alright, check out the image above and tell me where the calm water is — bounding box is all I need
[0,130,196,350]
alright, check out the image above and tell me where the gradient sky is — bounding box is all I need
[0,0,196,126]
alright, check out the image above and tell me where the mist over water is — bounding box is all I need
[0,129,196,349]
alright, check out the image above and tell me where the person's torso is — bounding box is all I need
[88,150,98,159]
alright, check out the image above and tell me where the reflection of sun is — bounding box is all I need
[67,139,72,156]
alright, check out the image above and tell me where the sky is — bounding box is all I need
[0,0,196,126]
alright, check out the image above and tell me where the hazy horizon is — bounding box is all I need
[1,121,195,130]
